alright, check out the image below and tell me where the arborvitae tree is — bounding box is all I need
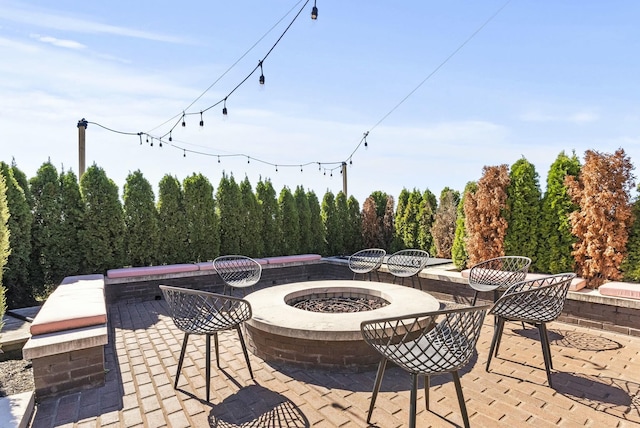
[431,187,460,258]
[183,173,219,262]
[382,195,395,251]
[566,149,634,287]
[11,160,33,209]
[361,196,380,249]
[157,175,188,264]
[217,173,243,255]
[80,164,125,274]
[58,170,84,278]
[452,182,476,269]
[123,170,158,267]
[294,186,312,253]
[394,188,411,251]
[0,163,33,308]
[622,188,640,281]
[322,191,341,256]
[346,195,362,254]
[240,177,263,257]
[256,178,281,257]
[504,158,542,268]
[334,192,349,256]
[0,175,9,337]
[537,152,580,273]
[465,165,510,266]
[279,186,300,255]
[418,189,437,254]
[402,189,422,248]
[29,161,62,293]
[307,190,325,255]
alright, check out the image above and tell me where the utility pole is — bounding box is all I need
[341,162,347,196]
[77,118,88,178]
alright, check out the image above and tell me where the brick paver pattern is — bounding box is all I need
[29,299,640,427]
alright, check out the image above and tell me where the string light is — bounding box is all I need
[258,61,265,85]
[199,112,204,127]
[183,149,186,157]
[222,98,228,116]
[181,113,186,127]
[169,131,172,142]
[159,138,163,148]
[364,131,369,148]
[150,137,153,147]
[218,156,221,163]
[276,165,278,172]
[311,0,318,19]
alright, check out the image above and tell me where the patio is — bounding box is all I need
[27,295,640,427]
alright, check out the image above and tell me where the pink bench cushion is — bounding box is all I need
[599,282,640,300]
[107,264,198,279]
[30,275,107,336]
[264,254,322,264]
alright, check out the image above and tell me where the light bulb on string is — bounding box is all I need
[300,165,303,172]
[150,137,153,147]
[349,159,353,165]
[183,149,186,158]
[199,111,204,127]
[258,61,265,85]
[146,135,149,144]
[222,98,228,119]
[364,131,369,148]
[169,131,172,142]
[217,156,221,164]
[138,133,142,145]
[181,113,186,127]
[311,0,318,19]
[275,165,278,172]
[247,156,250,164]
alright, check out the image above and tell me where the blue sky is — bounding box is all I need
[1,1,639,204]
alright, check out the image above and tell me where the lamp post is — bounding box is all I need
[341,162,347,196]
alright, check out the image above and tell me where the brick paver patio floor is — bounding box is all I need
[29,299,640,427]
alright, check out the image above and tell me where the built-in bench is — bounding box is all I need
[22,274,108,399]
[104,254,325,303]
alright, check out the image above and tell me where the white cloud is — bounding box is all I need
[520,109,599,124]
[31,34,85,50]
[0,2,192,44]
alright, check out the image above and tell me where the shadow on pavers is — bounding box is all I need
[208,384,309,428]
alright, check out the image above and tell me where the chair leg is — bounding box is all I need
[206,334,211,402]
[409,373,418,428]
[392,276,397,284]
[367,358,388,424]
[375,270,381,281]
[471,291,479,306]
[424,374,430,410]
[175,333,189,389]
[486,317,505,371]
[236,325,254,379]
[416,275,422,290]
[213,333,220,369]
[538,323,554,387]
[452,371,471,428]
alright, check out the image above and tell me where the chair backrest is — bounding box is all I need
[361,305,489,375]
[469,256,531,289]
[213,255,262,289]
[159,285,252,334]
[490,273,576,323]
[348,248,386,274]
[387,249,430,278]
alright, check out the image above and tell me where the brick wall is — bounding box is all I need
[31,346,105,398]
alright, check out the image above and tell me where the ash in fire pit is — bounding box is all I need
[290,293,389,313]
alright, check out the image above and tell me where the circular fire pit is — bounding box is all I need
[243,280,440,370]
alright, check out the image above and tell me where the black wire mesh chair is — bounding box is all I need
[361,305,489,428]
[213,255,262,296]
[386,249,430,288]
[468,256,531,305]
[486,273,576,388]
[159,285,254,402]
[348,248,386,281]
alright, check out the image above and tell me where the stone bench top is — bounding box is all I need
[598,281,640,300]
[29,274,106,336]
